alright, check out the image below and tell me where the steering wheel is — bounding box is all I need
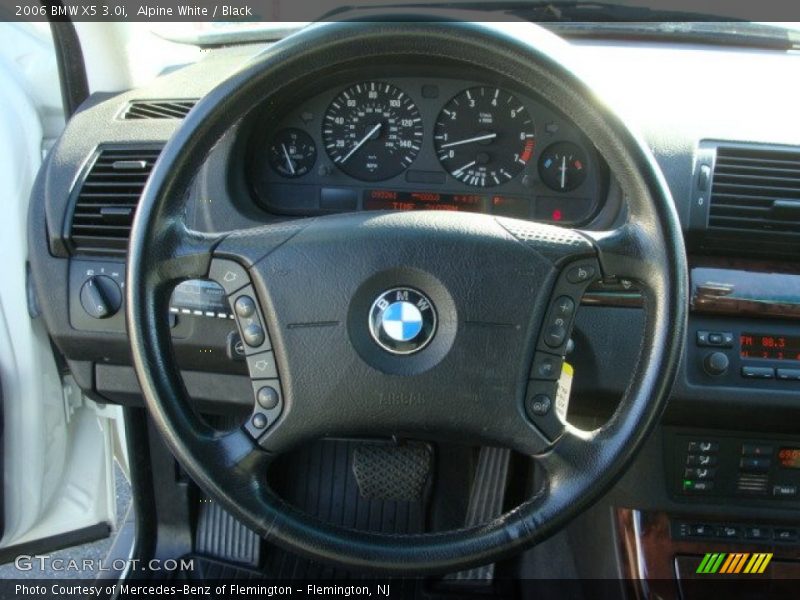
[127,21,687,574]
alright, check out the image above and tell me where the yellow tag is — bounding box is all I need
[555,362,574,422]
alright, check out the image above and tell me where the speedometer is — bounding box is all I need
[322,82,423,181]
[434,87,535,188]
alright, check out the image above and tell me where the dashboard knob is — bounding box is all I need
[80,275,122,319]
[703,351,729,376]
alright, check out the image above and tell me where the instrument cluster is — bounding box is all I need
[248,76,606,224]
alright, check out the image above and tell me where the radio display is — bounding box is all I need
[740,333,800,361]
[778,448,800,469]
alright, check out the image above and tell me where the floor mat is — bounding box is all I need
[263,439,432,579]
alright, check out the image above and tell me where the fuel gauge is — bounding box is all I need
[268,128,317,178]
[538,142,587,192]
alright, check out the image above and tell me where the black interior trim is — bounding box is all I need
[48,19,89,118]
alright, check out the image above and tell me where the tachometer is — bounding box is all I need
[434,87,535,188]
[322,82,423,181]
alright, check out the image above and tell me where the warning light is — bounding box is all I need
[552,209,563,221]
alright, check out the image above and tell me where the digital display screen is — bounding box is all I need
[364,189,484,213]
[778,448,800,469]
[740,333,800,361]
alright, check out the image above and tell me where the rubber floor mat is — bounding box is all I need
[263,439,432,579]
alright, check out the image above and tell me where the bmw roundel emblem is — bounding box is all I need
[369,288,437,355]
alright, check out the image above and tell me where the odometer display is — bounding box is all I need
[434,87,535,188]
[322,82,423,181]
[364,189,483,212]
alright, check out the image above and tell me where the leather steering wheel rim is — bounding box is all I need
[127,21,687,574]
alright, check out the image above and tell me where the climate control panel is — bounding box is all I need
[667,429,800,507]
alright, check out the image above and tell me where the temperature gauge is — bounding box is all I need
[268,128,316,178]
[538,141,587,192]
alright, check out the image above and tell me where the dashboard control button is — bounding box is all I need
[683,480,714,493]
[226,332,246,362]
[703,352,729,376]
[739,457,771,472]
[79,275,122,319]
[741,366,775,379]
[242,324,265,347]
[776,368,800,381]
[209,259,249,295]
[774,528,798,542]
[566,265,595,284]
[531,352,562,380]
[745,526,771,540]
[687,454,717,467]
[688,523,714,537]
[684,467,715,480]
[773,484,798,498]
[234,295,257,318]
[708,332,723,345]
[251,413,268,429]
[742,444,773,456]
[688,441,719,453]
[256,386,280,410]
[717,525,740,540]
[696,331,709,346]
[247,352,277,379]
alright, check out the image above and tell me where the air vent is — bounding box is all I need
[68,146,161,254]
[122,100,196,120]
[709,145,800,235]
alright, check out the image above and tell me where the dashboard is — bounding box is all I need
[21,28,800,586]
[246,74,606,224]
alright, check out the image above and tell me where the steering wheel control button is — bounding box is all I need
[529,395,552,416]
[242,324,265,347]
[566,264,596,284]
[544,324,567,348]
[234,295,257,318]
[227,285,273,355]
[208,259,250,295]
[256,386,280,410]
[553,296,575,318]
[531,352,563,380]
[248,352,278,380]
[246,380,283,440]
[525,381,564,441]
[369,287,437,355]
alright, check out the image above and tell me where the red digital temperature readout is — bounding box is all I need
[740,332,800,361]
[364,189,484,212]
[778,448,800,469]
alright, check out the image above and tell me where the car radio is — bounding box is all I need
[688,318,800,388]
